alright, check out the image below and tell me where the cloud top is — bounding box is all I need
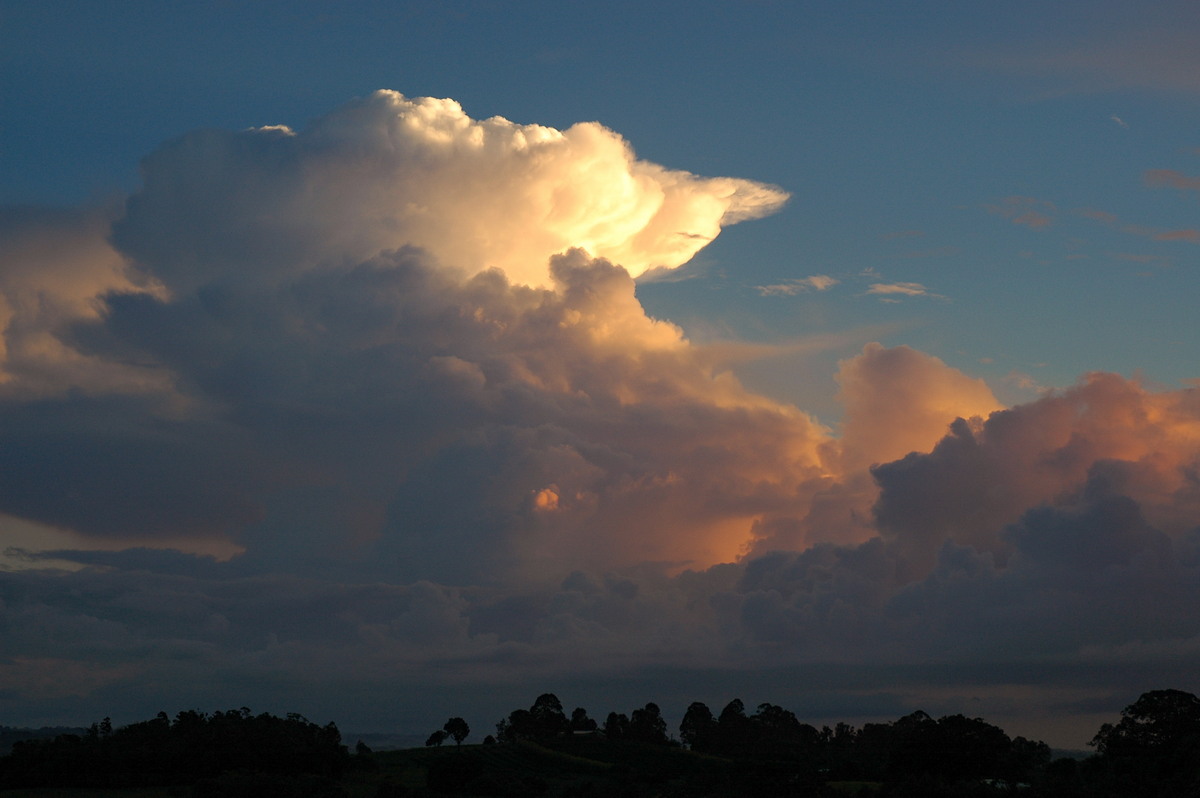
[115,91,789,292]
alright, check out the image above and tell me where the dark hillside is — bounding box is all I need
[0,709,347,792]
[361,738,810,798]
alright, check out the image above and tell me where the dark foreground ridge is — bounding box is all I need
[0,708,348,796]
[0,689,1197,796]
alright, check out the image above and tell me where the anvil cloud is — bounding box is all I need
[1,93,1198,747]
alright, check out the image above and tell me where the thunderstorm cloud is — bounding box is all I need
[2,92,1199,743]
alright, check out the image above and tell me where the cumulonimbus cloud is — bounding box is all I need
[2,92,1199,742]
[0,93,1019,583]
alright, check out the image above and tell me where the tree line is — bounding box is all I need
[0,707,348,793]
[1,688,1196,795]
[481,689,1200,796]
[485,692,1047,791]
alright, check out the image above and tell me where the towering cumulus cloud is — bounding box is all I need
[0,91,808,581]
[115,90,788,292]
[1,92,1198,743]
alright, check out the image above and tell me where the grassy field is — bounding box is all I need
[0,790,176,798]
[340,740,627,796]
[337,738,845,796]
[0,740,873,796]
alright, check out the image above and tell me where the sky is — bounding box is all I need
[1,0,1198,749]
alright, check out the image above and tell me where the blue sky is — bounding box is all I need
[1,1,1199,748]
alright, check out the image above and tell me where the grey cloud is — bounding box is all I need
[35,242,832,580]
[0,395,261,539]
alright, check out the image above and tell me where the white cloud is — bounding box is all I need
[865,281,945,300]
[114,91,788,293]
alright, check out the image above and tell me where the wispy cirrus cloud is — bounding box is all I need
[987,196,1055,230]
[1144,168,1200,192]
[966,23,1200,96]
[1077,207,1120,225]
[1151,229,1200,243]
[865,281,945,301]
[1112,252,1172,264]
[901,246,960,259]
[1076,205,1200,247]
[755,274,839,296]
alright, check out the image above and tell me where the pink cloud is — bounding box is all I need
[1144,169,1200,191]
[835,343,1001,473]
[970,26,1200,95]
[755,275,839,296]
[1153,229,1200,242]
[987,196,1055,229]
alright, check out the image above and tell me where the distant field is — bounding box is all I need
[0,741,886,797]
[0,790,175,798]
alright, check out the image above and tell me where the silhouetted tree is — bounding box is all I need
[628,703,669,745]
[716,698,751,756]
[603,712,630,741]
[1091,689,1200,757]
[679,702,717,752]
[569,707,597,733]
[424,730,448,747]
[442,717,469,746]
[473,693,1068,794]
[931,713,1012,782]
[529,693,569,740]
[497,695,571,743]
[496,709,533,742]
[752,703,800,735]
[1090,689,1200,796]
[0,708,348,790]
[1005,735,1051,783]
[884,709,938,781]
[750,702,820,764]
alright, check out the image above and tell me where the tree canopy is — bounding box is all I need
[0,708,347,790]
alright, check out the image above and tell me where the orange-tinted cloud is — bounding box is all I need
[873,372,1200,574]
[1152,229,1200,242]
[987,196,1055,229]
[1144,168,1200,191]
[0,94,802,577]
[836,343,1002,472]
[865,281,938,299]
[0,206,167,398]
